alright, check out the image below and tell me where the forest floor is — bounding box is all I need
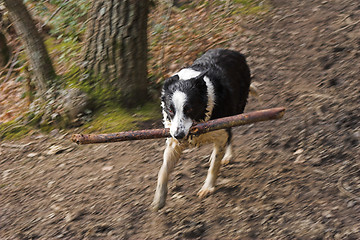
[1,0,360,239]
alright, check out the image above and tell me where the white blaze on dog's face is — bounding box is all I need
[161,69,211,140]
[169,91,193,139]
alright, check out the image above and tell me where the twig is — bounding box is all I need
[334,20,360,34]
[41,0,69,30]
[3,49,20,83]
[337,174,360,202]
[193,3,233,41]
[1,142,33,149]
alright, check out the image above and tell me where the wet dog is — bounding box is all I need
[152,49,251,210]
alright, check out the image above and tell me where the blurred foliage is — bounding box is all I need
[24,0,90,40]
[1,0,270,135]
[22,0,90,76]
[148,0,270,83]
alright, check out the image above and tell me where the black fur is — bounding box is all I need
[162,48,251,124]
[153,49,251,210]
[191,49,251,119]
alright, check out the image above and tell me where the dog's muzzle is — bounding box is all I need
[173,131,186,140]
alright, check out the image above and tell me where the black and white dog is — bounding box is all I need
[152,49,251,210]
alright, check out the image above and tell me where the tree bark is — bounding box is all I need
[0,31,10,67]
[83,0,149,107]
[3,0,56,95]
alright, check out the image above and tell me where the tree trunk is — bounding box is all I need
[4,0,56,96]
[83,0,149,107]
[0,31,10,67]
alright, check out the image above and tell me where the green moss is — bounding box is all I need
[45,37,82,71]
[172,0,270,14]
[0,121,31,140]
[82,102,162,133]
[60,64,119,106]
[232,0,271,15]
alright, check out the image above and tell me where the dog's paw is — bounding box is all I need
[151,196,167,211]
[151,200,165,211]
[221,156,231,165]
[152,188,167,211]
[221,145,233,165]
[197,186,215,198]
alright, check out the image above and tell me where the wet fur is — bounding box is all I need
[153,49,251,210]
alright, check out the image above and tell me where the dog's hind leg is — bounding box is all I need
[198,131,228,198]
[152,138,184,210]
[221,128,233,165]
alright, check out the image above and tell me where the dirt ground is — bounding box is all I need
[1,0,360,239]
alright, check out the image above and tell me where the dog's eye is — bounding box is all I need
[184,106,193,115]
[168,105,175,116]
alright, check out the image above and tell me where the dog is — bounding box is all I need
[152,49,251,210]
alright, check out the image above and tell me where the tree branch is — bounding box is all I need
[71,107,285,144]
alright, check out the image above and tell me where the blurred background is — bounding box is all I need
[0,0,359,239]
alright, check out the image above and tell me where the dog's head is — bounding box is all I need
[161,71,209,140]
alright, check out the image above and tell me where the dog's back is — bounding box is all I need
[191,49,251,119]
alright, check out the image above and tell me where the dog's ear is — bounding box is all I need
[193,70,208,88]
[195,70,208,80]
[163,75,179,89]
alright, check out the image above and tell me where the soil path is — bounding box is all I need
[1,0,359,239]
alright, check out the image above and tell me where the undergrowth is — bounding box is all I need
[1,0,270,138]
[0,121,31,140]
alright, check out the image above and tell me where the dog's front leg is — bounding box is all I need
[152,138,183,210]
[198,132,227,198]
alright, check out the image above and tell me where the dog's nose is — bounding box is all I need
[174,131,185,140]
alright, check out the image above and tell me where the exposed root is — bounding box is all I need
[337,174,360,202]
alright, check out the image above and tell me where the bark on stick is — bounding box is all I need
[71,107,285,145]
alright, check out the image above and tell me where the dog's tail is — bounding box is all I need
[249,82,262,103]
[249,83,259,97]
[249,82,260,97]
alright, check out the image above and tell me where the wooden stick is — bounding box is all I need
[71,107,285,145]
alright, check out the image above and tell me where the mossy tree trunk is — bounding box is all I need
[83,0,149,108]
[3,0,56,96]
